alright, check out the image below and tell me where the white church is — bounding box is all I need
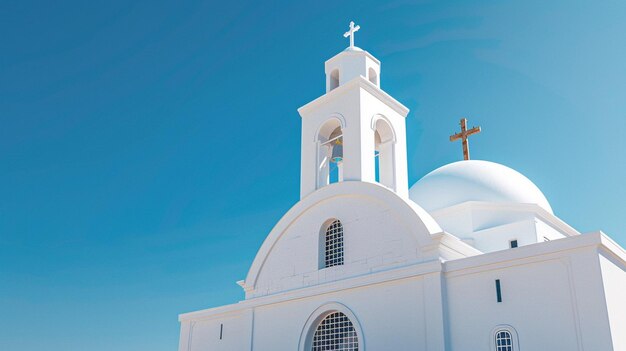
[177,23,626,351]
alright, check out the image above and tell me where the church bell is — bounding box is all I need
[330,139,343,163]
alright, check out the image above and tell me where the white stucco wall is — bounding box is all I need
[599,249,626,350]
[252,276,433,350]
[446,258,581,350]
[178,310,252,351]
[470,219,538,252]
[445,238,614,351]
[180,261,450,351]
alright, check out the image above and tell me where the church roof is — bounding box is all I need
[409,160,553,214]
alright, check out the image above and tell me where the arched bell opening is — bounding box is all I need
[317,119,344,189]
[373,117,396,190]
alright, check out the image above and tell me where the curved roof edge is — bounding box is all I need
[242,181,442,292]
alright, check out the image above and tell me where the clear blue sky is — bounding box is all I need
[1,1,625,350]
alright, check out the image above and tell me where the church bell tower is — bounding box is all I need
[298,22,410,199]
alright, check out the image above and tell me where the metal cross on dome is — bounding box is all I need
[450,118,482,160]
[343,21,360,48]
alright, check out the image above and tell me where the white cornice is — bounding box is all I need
[597,231,626,265]
[325,48,381,67]
[179,259,443,322]
[179,231,626,322]
[431,231,483,257]
[429,201,580,237]
[444,231,605,276]
[297,76,409,117]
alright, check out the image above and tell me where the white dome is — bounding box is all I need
[409,160,553,214]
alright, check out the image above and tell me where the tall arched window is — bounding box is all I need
[495,330,513,351]
[323,220,344,268]
[312,312,358,351]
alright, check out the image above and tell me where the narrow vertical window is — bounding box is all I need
[324,220,344,268]
[495,279,502,303]
[509,240,518,248]
[495,330,513,351]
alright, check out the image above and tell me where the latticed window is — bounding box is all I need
[324,220,344,267]
[495,330,513,351]
[312,312,358,351]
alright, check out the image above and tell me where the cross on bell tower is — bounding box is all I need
[450,118,481,160]
[343,21,360,49]
[298,22,410,199]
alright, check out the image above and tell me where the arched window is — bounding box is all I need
[368,67,378,86]
[330,69,340,90]
[312,312,358,351]
[373,117,395,190]
[317,119,344,188]
[323,220,344,268]
[495,330,513,351]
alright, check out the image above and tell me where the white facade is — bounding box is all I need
[177,31,626,351]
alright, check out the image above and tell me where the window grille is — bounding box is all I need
[324,220,344,267]
[312,312,358,351]
[495,330,513,351]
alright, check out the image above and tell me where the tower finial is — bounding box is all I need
[450,118,482,160]
[343,21,360,49]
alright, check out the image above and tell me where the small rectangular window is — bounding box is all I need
[495,279,502,303]
[509,240,518,248]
